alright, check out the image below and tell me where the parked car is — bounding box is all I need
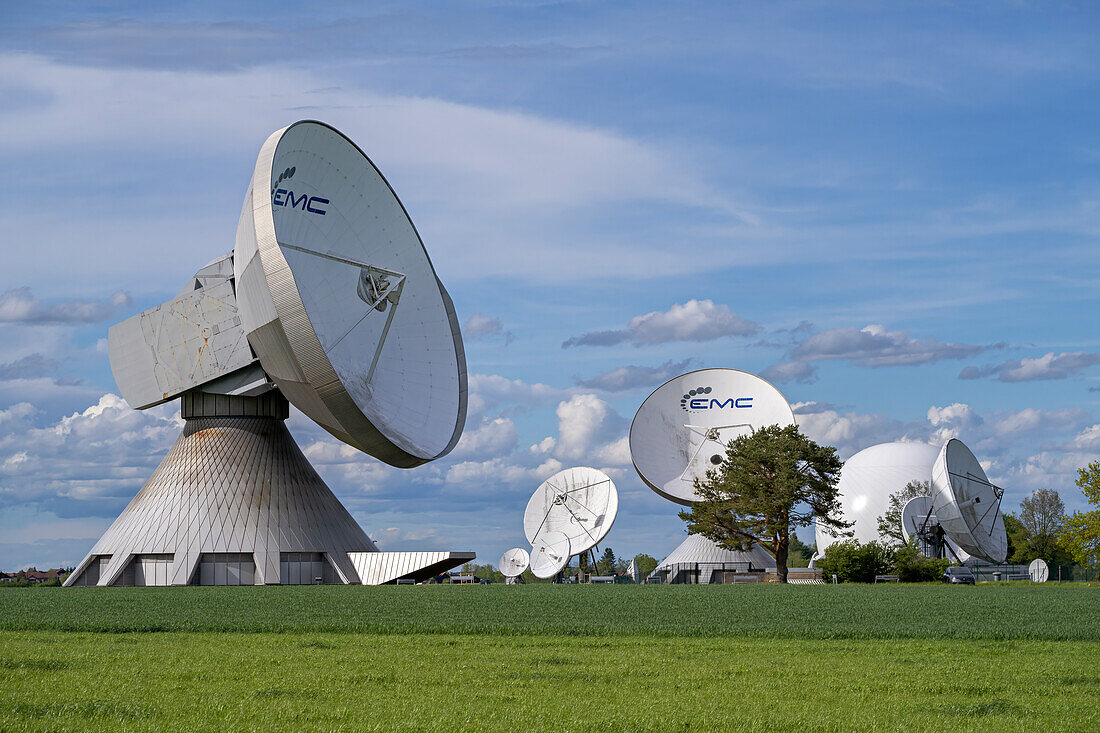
[942,566,976,585]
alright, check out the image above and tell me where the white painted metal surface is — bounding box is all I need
[901,495,936,543]
[656,533,774,570]
[1028,558,1049,583]
[348,551,476,585]
[530,530,571,579]
[931,439,1008,563]
[234,120,467,468]
[815,441,940,554]
[522,467,618,553]
[498,548,530,578]
[108,253,262,409]
[629,368,795,505]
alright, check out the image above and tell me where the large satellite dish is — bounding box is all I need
[523,467,618,554]
[901,495,936,544]
[499,548,530,578]
[629,368,796,505]
[930,439,1007,563]
[234,120,467,468]
[530,531,571,579]
[67,120,474,588]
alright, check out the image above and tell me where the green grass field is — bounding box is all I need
[2,585,1098,731]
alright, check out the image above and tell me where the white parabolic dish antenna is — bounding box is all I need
[901,495,935,543]
[629,368,796,505]
[1029,558,1049,583]
[523,467,618,553]
[234,120,467,468]
[530,530,571,579]
[930,439,1008,563]
[499,548,530,578]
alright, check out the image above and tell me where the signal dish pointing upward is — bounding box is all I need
[523,467,618,555]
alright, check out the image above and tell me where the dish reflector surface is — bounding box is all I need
[930,439,1007,563]
[901,495,935,543]
[1028,558,1049,583]
[629,368,795,505]
[499,547,530,578]
[523,467,618,553]
[234,120,466,468]
[530,530,570,579]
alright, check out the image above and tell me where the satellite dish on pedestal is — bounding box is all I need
[629,368,795,505]
[523,467,618,553]
[66,120,473,588]
[1029,558,1049,583]
[931,439,1007,563]
[530,531,571,579]
[499,548,530,578]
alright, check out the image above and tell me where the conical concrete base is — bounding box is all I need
[65,391,471,586]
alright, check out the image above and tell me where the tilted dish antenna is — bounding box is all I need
[523,467,618,556]
[530,530,571,579]
[499,548,530,578]
[1028,558,1049,583]
[629,368,796,505]
[930,438,1007,563]
[234,120,467,468]
[900,495,970,562]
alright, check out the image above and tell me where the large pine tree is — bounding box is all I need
[679,424,849,583]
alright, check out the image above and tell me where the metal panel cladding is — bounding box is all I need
[234,120,467,468]
[629,368,796,505]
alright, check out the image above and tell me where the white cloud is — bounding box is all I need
[959,351,1100,382]
[575,359,693,392]
[463,313,513,344]
[0,287,132,325]
[563,299,758,348]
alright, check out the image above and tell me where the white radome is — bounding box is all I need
[523,467,618,553]
[629,368,796,505]
[815,441,941,554]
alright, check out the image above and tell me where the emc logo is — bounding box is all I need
[680,385,753,412]
[270,165,329,215]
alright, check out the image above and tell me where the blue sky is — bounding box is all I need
[1,1,1098,570]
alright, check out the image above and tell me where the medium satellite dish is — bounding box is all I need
[1029,558,1049,583]
[499,548,530,578]
[530,530,571,579]
[930,439,1007,563]
[523,467,618,554]
[234,120,467,468]
[629,368,796,505]
[901,495,935,543]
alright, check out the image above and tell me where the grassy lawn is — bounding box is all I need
[1,585,1098,731]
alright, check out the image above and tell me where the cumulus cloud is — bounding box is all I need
[450,417,519,460]
[0,354,58,380]
[463,313,513,344]
[764,323,1001,382]
[574,359,694,391]
[0,287,132,325]
[552,394,627,462]
[791,401,841,415]
[959,351,1100,382]
[562,299,758,348]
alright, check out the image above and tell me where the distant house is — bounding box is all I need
[23,568,64,583]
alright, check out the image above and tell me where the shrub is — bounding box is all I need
[817,540,894,583]
[893,542,951,582]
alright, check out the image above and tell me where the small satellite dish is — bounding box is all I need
[930,439,1007,563]
[234,120,467,468]
[523,467,618,554]
[499,548,530,578]
[1029,558,1049,583]
[629,368,795,505]
[530,530,571,579]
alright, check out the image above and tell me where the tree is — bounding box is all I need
[893,541,951,582]
[632,554,658,579]
[816,540,894,583]
[678,424,849,583]
[787,534,813,567]
[1061,462,1100,568]
[876,480,930,547]
[1003,512,1027,563]
[1017,488,1072,566]
[596,547,617,575]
